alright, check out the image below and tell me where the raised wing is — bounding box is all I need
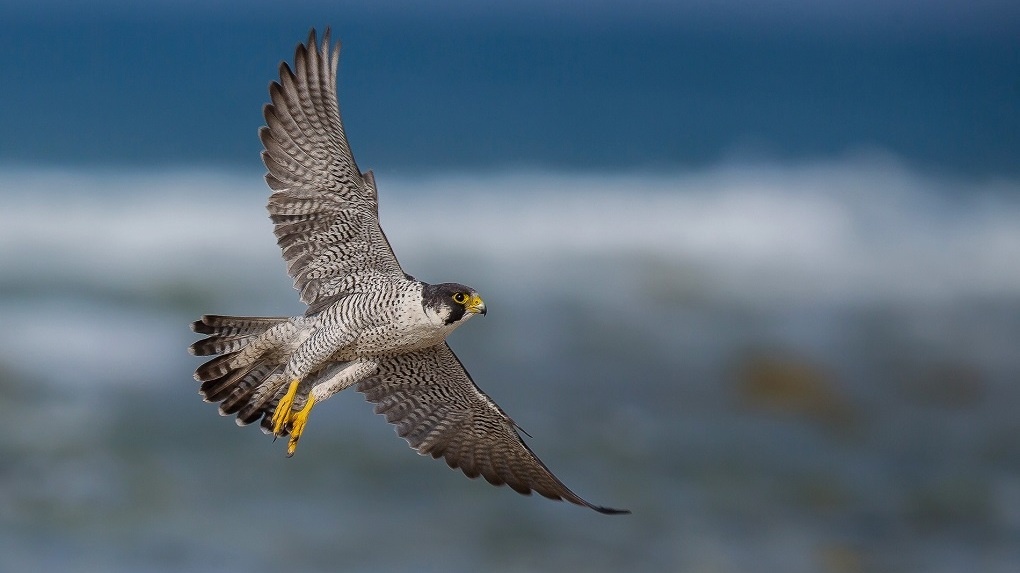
[357,343,629,514]
[261,29,404,308]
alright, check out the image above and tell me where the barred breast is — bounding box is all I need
[323,280,457,357]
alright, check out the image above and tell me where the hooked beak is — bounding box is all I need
[465,293,487,316]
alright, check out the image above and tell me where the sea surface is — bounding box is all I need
[1,160,1019,572]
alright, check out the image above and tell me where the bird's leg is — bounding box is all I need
[286,395,317,457]
[273,327,355,453]
[271,379,300,436]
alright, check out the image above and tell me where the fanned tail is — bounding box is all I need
[190,315,295,432]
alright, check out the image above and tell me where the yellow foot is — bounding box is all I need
[286,395,316,457]
[271,379,300,436]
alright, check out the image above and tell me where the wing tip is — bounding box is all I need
[278,60,295,83]
[546,486,631,515]
[448,456,630,515]
[297,27,337,70]
[308,26,338,55]
[588,503,631,516]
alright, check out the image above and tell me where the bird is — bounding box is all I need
[189,28,628,515]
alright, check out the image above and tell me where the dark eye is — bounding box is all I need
[452,292,467,304]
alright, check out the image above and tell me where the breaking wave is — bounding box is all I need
[2,158,1019,307]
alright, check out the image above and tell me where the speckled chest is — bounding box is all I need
[325,280,455,356]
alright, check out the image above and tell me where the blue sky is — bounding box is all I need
[1,0,1017,175]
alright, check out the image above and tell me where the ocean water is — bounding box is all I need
[2,15,1017,176]
[1,159,1019,572]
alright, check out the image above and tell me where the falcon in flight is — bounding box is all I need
[190,29,627,515]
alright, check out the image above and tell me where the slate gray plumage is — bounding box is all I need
[190,29,627,515]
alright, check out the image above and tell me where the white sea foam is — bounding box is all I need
[3,155,1020,392]
[2,160,1018,307]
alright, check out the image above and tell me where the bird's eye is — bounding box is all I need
[452,292,467,304]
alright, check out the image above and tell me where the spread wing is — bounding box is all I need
[357,343,629,514]
[261,29,404,308]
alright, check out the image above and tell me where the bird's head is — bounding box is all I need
[422,282,487,326]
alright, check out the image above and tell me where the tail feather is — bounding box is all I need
[190,315,294,430]
[219,362,280,415]
[190,333,259,357]
[237,370,285,423]
[192,315,289,336]
[201,358,268,403]
[219,381,263,417]
[194,351,241,383]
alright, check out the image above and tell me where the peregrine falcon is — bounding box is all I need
[189,29,628,515]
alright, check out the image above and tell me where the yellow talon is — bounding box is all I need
[272,379,300,435]
[286,395,316,457]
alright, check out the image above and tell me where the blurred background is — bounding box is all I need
[1,1,1019,572]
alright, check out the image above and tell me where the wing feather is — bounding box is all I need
[357,343,629,514]
[262,28,403,307]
